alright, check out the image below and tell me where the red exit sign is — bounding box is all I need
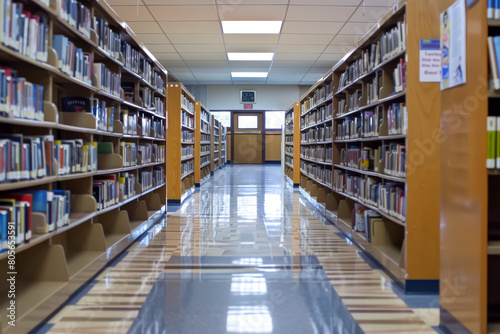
[243,104,253,109]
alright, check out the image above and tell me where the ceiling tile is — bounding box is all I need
[180,52,227,60]
[331,34,364,45]
[148,5,218,21]
[274,53,318,61]
[175,44,226,52]
[106,0,141,5]
[135,33,170,44]
[144,0,215,4]
[144,44,177,52]
[194,73,232,79]
[151,52,182,61]
[183,60,228,67]
[272,60,315,67]
[350,6,391,22]
[286,6,356,21]
[188,67,230,73]
[112,5,154,22]
[364,0,399,6]
[269,66,309,73]
[224,34,279,45]
[159,60,186,67]
[168,33,224,44]
[218,5,287,20]
[316,53,344,62]
[324,44,355,54]
[126,21,162,34]
[225,44,276,52]
[290,0,361,4]
[279,34,333,45]
[158,21,222,34]
[276,44,326,53]
[339,22,375,35]
[281,21,344,34]
[218,0,288,3]
[312,60,337,68]
[228,61,273,67]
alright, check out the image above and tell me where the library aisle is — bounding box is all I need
[37,165,440,334]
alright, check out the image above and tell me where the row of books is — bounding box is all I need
[301,146,333,163]
[182,130,194,143]
[302,82,334,112]
[140,86,153,110]
[93,173,133,211]
[336,109,383,140]
[201,145,210,154]
[339,144,406,177]
[300,103,333,128]
[121,41,141,75]
[487,0,500,19]
[94,17,121,61]
[486,116,500,169]
[153,166,165,187]
[201,134,210,142]
[121,109,138,135]
[334,172,406,220]
[140,57,153,84]
[201,154,210,166]
[300,162,333,187]
[352,204,383,241]
[285,146,293,155]
[138,143,164,164]
[379,19,406,63]
[366,72,382,105]
[182,111,194,129]
[53,34,93,84]
[1,2,49,63]
[140,117,164,138]
[201,109,210,123]
[201,121,211,134]
[338,99,348,116]
[348,89,363,113]
[387,103,407,135]
[393,59,406,93]
[181,146,193,158]
[0,189,72,252]
[0,135,98,183]
[61,96,114,132]
[94,63,121,96]
[154,96,165,117]
[285,112,293,125]
[181,94,194,113]
[59,0,92,39]
[301,125,334,143]
[119,142,137,167]
[181,160,194,176]
[153,72,165,93]
[0,68,45,120]
[285,156,293,167]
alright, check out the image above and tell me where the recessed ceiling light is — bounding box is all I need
[221,21,282,34]
[231,72,268,78]
[227,53,274,61]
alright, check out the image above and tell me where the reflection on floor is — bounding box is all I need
[37,164,440,334]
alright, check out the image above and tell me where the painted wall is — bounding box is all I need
[186,85,310,111]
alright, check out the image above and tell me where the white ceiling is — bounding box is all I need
[107,0,399,85]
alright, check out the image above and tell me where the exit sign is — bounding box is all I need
[243,104,253,109]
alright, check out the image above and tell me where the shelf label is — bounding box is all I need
[419,39,441,82]
[243,104,253,110]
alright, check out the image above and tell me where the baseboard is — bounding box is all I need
[405,279,439,294]
[265,161,281,164]
[439,306,473,334]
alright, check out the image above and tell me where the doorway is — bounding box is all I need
[232,112,263,164]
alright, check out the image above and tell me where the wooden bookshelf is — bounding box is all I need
[296,0,441,292]
[284,103,301,186]
[0,0,167,331]
[195,102,212,186]
[439,0,490,333]
[211,116,221,173]
[166,83,195,203]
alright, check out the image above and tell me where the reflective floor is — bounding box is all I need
[38,165,441,334]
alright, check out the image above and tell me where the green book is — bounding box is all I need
[97,142,114,154]
[497,117,500,169]
[488,116,496,169]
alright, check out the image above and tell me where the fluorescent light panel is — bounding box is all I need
[221,21,282,34]
[231,72,268,78]
[227,53,274,61]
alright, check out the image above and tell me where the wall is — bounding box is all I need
[186,85,309,111]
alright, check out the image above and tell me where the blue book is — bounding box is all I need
[24,190,54,232]
[0,210,8,252]
[493,37,500,82]
[496,0,500,19]
[489,0,495,18]
[52,34,67,69]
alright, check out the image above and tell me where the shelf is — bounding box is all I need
[95,89,124,103]
[301,156,333,166]
[489,241,500,255]
[300,118,333,132]
[181,170,194,180]
[140,136,165,141]
[200,141,211,145]
[0,176,59,192]
[335,134,407,143]
[201,130,212,135]
[0,116,56,128]
[201,161,211,169]
[94,46,124,67]
[334,164,406,183]
[96,130,124,138]
[300,140,333,146]
[336,190,405,226]
[121,65,142,80]
[488,19,500,27]
[335,90,406,120]
[182,124,195,131]
[182,105,195,116]
[285,162,294,169]
[181,156,194,162]
[181,141,195,145]
[300,170,332,190]
[285,152,294,158]
[201,152,211,157]
[301,95,334,116]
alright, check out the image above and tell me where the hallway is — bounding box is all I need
[39,165,440,334]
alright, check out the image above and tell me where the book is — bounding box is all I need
[488,116,496,169]
[488,37,500,90]
[5,194,32,243]
[61,96,91,112]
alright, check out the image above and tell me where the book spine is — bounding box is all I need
[488,116,496,169]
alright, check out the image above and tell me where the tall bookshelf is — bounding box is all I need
[0,0,167,332]
[284,103,302,186]
[166,83,195,204]
[195,102,211,186]
[439,0,490,333]
[221,125,227,166]
[297,0,441,292]
[211,116,220,173]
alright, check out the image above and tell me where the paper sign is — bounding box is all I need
[420,39,441,82]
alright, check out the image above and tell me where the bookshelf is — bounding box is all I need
[211,116,221,173]
[297,0,441,292]
[0,0,167,332]
[166,83,195,204]
[195,102,212,186]
[439,0,490,333]
[220,125,227,167]
[284,102,301,186]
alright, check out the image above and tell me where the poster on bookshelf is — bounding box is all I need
[440,0,467,90]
